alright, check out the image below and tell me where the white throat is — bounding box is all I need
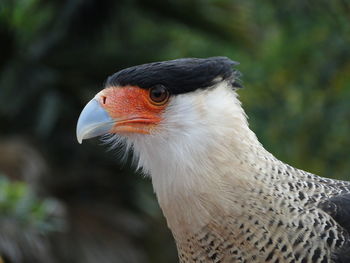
[124,82,272,234]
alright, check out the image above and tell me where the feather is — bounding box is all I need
[319,193,350,262]
[319,193,350,232]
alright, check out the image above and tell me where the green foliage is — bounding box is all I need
[0,175,60,233]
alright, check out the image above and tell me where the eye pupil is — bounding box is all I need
[152,90,162,98]
[149,85,169,105]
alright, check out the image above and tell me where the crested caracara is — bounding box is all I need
[77,57,350,263]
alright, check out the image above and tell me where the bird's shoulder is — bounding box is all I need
[318,193,350,263]
[318,193,350,232]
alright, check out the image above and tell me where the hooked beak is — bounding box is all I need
[76,99,114,144]
[76,86,165,144]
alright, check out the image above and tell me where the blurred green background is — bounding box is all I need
[0,0,349,262]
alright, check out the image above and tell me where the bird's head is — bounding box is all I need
[76,57,252,176]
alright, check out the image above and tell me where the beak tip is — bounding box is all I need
[77,136,83,144]
[76,125,85,144]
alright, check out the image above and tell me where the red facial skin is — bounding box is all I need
[96,86,168,134]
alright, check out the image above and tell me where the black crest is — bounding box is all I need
[106,57,242,94]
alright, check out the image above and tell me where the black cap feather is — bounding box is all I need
[106,57,242,95]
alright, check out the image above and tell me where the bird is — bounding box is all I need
[76,57,350,263]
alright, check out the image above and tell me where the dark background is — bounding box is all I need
[0,0,350,262]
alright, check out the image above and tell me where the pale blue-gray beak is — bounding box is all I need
[76,99,114,144]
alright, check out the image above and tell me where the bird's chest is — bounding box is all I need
[169,195,341,263]
[174,213,283,263]
[174,213,337,263]
[153,166,344,263]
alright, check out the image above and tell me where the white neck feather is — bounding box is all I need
[127,82,274,235]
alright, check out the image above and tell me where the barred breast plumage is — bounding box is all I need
[175,159,350,263]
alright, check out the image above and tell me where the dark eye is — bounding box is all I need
[149,85,170,105]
